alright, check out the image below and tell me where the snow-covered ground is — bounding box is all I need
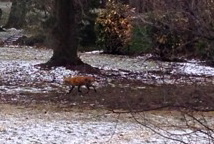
[0,105,151,144]
[82,52,214,76]
[0,104,213,144]
[0,47,213,97]
[0,47,214,143]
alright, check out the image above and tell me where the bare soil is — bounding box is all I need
[1,76,214,112]
[0,47,214,112]
[0,47,213,143]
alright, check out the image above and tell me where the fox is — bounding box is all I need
[63,76,97,94]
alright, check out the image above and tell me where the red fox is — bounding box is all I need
[64,76,97,93]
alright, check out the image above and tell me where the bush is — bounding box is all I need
[79,15,97,47]
[195,40,214,65]
[95,1,133,55]
[149,13,189,61]
[79,0,102,48]
[131,0,214,62]
[133,11,196,61]
[129,24,153,55]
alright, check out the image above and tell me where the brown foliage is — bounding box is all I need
[95,1,134,54]
[131,0,214,61]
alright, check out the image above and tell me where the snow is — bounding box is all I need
[0,47,214,143]
[0,105,213,144]
[176,62,214,76]
[84,50,104,54]
[0,60,78,94]
[81,52,214,81]
[0,47,213,89]
[0,106,149,144]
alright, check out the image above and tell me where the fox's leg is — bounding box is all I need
[77,85,82,93]
[92,85,96,92]
[86,85,90,93]
[68,86,75,94]
[86,85,96,93]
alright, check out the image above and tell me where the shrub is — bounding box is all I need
[195,40,214,65]
[133,11,196,61]
[131,0,214,62]
[149,13,188,61]
[95,1,133,55]
[79,0,102,48]
[129,24,153,55]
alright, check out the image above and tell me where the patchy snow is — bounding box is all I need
[0,60,79,94]
[0,105,213,144]
[84,50,104,54]
[0,47,213,143]
[175,62,214,76]
[81,52,214,77]
[0,105,152,144]
[0,47,214,94]
[0,28,24,42]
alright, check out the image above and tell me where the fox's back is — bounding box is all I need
[64,76,95,86]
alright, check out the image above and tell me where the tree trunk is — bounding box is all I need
[45,0,84,67]
[38,0,100,74]
[4,0,27,29]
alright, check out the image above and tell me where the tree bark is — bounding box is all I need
[4,0,27,29]
[45,0,84,67]
[39,0,100,74]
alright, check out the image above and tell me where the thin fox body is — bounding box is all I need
[64,76,96,93]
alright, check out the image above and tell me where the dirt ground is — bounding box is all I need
[0,47,214,112]
[0,47,214,143]
[1,76,214,112]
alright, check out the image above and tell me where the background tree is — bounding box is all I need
[4,0,27,29]
[44,0,83,67]
[41,0,98,73]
